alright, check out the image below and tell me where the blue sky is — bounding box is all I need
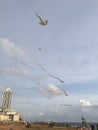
[0,0,98,122]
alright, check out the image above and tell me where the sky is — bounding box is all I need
[0,0,98,122]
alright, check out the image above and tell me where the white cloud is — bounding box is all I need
[0,66,47,82]
[36,84,63,98]
[37,112,45,116]
[0,38,36,65]
[80,99,91,106]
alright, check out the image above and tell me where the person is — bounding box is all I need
[25,121,31,128]
[48,121,54,128]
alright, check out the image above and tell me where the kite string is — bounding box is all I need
[12,56,35,70]
[13,57,64,83]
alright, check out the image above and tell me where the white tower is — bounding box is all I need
[2,88,12,111]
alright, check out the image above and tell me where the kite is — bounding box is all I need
[38,64,64,83]
[48,74,64,83]
[63,90,68,96]
[35,82,40,85]
[13,58,64,83]
[50,103,72,107]
[13,57,34,70]
[35,12,48,26]
[38,48,42,51]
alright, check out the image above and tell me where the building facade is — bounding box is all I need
[2,88,12,111]
[0,87,20,122]
[0,112,19,122]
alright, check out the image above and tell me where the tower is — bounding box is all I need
[2,88,12,111]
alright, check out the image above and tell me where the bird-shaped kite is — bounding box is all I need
[35,12,48,26]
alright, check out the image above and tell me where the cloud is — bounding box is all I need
[0,38,50,83]
[0,38,26,59]
[0,66,47,82]
[80,99,91,106]
[37,112,45,116]
[36,84,63,98]
[0,38,36,65]
[0,38,65,85]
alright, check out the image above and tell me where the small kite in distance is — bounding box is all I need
[35,12,48,26]
[63,90,68,96]
[35,82,40,85]
[48,74,64,83]
[38,64,64,83]
[38,48,42,51]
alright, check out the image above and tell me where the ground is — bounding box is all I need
[0,122,78,130]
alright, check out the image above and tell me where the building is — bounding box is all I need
[0,87,20,122]
[2,88,12,111]
[0,110,19,122]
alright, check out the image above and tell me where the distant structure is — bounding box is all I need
[2,88,12,111]
[0,87,20,122]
